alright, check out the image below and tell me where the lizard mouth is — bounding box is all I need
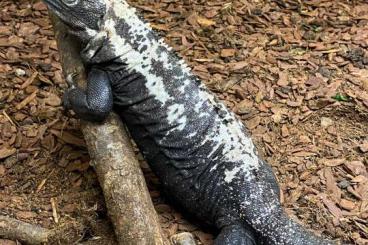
[43,0,87,32]
[43,0,61,11]
[43,1,68,21]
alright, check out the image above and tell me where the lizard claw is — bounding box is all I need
[66,72,78,88]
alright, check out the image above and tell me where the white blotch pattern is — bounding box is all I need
[86,28,98,37]
[101,0,178,105]
[196,86,259,180]
[167,104,186,129]
[224,166,241,183]
[103,18,171,104]
[100,0,259,181]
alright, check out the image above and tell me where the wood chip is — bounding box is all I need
[359,141,368,153]
[50,129,86,147]
[16,89,38,110]
[0,147,16,159]
[277,71,289,87]
[20,71,38,89]
[340,199,356,211]
[320,117,334,128]
[196,16,216,27]
[220,49,236,57]
[321,158,346,167]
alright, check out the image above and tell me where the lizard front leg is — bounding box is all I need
[63,67,113,122]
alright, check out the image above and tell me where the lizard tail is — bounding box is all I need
[241,205,338,245]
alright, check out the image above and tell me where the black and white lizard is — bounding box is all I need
[44,0,342,244]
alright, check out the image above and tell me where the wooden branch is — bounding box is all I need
[0,215,50,244]
[50,14,168,245]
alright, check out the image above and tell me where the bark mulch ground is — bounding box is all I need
[0,0,367,244]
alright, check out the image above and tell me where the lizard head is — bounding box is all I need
[43,0,107,43]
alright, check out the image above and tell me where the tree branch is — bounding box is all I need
[0,215,50,244]
[50,14,168,245]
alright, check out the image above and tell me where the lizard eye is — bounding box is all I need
[62,0,79,6]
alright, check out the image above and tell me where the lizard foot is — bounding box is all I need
[63,72,79,111]
[65,72,78,88]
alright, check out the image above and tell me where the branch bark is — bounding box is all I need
[50,14,168,245]
[0,215,50,244]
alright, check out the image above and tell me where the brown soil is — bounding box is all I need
[0,0,367,244]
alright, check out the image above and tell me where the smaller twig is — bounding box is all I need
[50,198,59,224]
[36,169,55,193]
[2,110,16,127]
[0,215,51,244]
